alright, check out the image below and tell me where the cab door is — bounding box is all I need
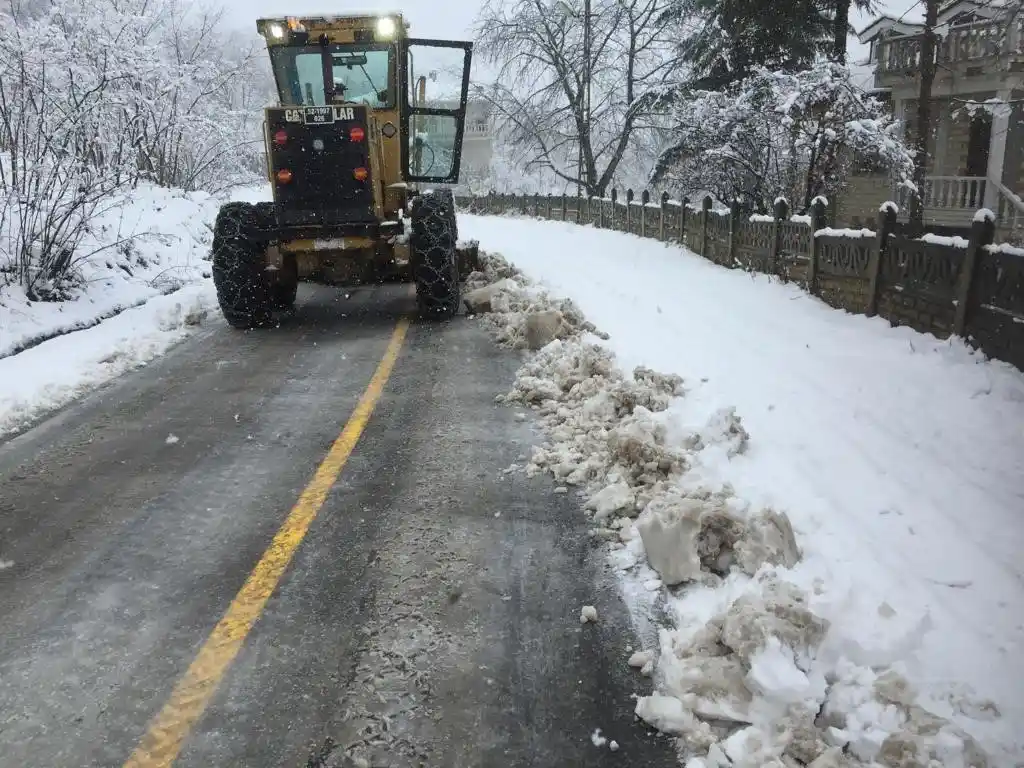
[398,39,473,184]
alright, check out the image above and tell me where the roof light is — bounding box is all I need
[267,22,285,39]
[375,16,397,38]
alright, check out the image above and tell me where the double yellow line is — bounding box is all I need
[124,318,410,767]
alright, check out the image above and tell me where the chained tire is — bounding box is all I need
[211,202,273,329]
[410,190,460,319]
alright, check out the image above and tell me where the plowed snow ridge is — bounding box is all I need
[460,212,1024,767]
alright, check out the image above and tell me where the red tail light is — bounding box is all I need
[273,129,288,146]
[353,167,369,181]
[349,126,365,142]
[276,169,293,184]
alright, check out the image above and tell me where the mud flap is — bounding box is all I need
[456,239,479,281]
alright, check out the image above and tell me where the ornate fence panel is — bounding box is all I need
[966,246,1024,370]
[704,211,731,266]
[815,234,876,313]
[777,221,813,284]
[878,235,966,335]
[735,220,774,273]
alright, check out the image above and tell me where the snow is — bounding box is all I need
[0,185,218,359]
[815,227,876,239]
[789,214,812,225]
[0,184,265,437]
[880,201,899,214]
[0,285,217,437]
[580,605,599,623]
[974,208,996,223]
[591,728,608,747]
[920,233,970,248]
[460,213,1024,765]
[986,242,1024,258]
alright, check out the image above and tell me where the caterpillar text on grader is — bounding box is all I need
[211,12,478,327]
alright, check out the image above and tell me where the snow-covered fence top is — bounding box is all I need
[457,191,1024,372]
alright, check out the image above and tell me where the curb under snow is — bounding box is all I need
[465,252,996,768]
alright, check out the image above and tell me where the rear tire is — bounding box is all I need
[211,202,273,329]
[410,191,460,319]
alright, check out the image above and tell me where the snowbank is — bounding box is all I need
[0,285,217,436]
[460,213,1024,766]
[0,183,269,436]
[0,184,220,358]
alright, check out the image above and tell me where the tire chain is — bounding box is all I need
[410,191,461,319]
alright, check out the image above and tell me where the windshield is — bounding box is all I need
[270,44,394,108]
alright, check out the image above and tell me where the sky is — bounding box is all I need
[213,0,923,78]
[216,0,481,41]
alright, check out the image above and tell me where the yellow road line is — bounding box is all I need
[124,317,410,768]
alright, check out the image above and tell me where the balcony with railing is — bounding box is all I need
[892,176,1023,230]
[877,16,1024,76]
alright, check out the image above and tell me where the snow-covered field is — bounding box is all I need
[459,213,1024,766]
[0,184,231,437]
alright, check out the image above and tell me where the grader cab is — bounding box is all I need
[210,13,477,327]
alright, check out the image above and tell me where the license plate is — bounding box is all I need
[304,107,334,125]
[313,238,348,250]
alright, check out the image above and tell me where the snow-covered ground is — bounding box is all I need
[459,213,1024,766]
[0,184,236,437]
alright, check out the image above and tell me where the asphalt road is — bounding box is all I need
[0,283,677,768]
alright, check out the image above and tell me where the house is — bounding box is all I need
[413,99,494,180]
[838,0,1023,236]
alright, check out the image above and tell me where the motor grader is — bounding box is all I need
[210,12,477,327]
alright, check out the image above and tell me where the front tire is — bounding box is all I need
[409,191,460,319]
[211,202,273,329]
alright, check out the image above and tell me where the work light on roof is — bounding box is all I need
[267,22,285,39]
[375,16,397,38]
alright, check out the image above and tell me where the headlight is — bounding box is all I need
[268,22,285,39]
[375,16,396,38]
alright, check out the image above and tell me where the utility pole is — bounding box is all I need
[578,0,591,197]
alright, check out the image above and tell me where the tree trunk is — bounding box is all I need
[908,0,939,236]
[832,0,851,63]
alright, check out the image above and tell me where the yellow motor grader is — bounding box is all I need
[211,13,477,327]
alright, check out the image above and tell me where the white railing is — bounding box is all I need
[878,16,1024,74]
[896,176,987,211]
[992,179,1024,232]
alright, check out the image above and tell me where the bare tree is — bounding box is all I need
[473,0,675,197]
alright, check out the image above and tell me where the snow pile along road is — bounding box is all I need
[0,184,235,436]
[463,227,1023,767]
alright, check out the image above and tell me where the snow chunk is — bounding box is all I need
[586,481,636,521]
[525,309,566,350]
[635,694,708,738]
[165,434,180,445]
[973,208,995,223]
[720,577,829,661]
[580,605,598,623]
[462,278,520,313]
[591,728,608,747]
[628,649,655,668]
[636,495,703,585]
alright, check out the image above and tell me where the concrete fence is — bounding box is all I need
[456,190,1024,372]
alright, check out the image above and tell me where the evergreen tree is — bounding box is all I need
[666,0,832,90]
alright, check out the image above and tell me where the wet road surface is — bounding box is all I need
[0,284,676,767]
